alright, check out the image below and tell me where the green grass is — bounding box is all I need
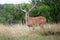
[13,36,60,40]
[0,35,60,40]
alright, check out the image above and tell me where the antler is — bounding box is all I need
[16,0,36,13]
[16,6,26,13]
[29,0,36,12]
[19,7,26,12]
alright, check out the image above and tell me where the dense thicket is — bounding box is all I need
[30,0,60,23]
[0,0,60,24]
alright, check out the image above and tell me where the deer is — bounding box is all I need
[27,16,46,32]
[16,2,47,32]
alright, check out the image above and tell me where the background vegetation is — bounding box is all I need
[0,0,60,24]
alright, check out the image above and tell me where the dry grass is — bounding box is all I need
[45,23,60,33]
[0,23,60,38]
[0,24,29,38]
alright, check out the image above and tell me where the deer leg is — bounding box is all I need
[27,25,32,32]
[28,25,35,33]
[40,24,49,35]
[27,24,34,32]
[39,24,46,33]
[32,26,35,32]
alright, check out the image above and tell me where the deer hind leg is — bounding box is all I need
[39,24,46,33]
[32,26,35,32]
[39,24,49,35]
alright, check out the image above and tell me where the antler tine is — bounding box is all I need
[18,6,26,13]
[29,0,36,12]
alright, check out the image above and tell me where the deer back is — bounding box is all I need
[27,16,46,27]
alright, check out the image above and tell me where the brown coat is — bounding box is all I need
[27,16,46,27]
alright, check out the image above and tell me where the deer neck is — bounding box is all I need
[25,12,29,18]
[25,12,29,25]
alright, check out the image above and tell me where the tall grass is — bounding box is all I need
[0,23,60,40]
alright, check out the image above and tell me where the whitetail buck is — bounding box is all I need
[16,2,47,32]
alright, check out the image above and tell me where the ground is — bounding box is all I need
[0,23,60,40]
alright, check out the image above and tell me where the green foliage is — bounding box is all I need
[31,0,60,23]
[0,0,60,24]
[19,3,32,10]
[0,17,6,23]
[41,0,60,22]
[0,4,25,24]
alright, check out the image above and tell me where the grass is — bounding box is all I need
[16,36,60,40]
[0,35,60,40]
[0,23,60,40]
